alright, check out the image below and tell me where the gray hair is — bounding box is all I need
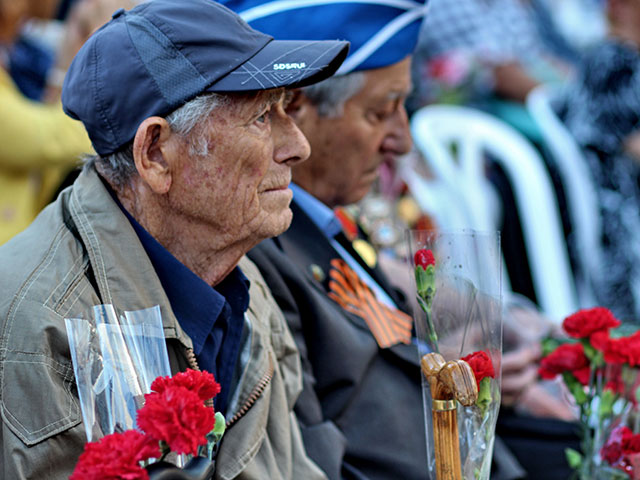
[302,71,366,117]
[87,93,227,190]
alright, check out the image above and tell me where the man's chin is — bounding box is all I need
[339,184,373,207]
[261,207,294,239]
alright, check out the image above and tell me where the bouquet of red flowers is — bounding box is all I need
[66,305,226,479]
[71,369,225,480]
[539,307,640,479]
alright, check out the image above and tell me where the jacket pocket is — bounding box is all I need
[1,351,81,445]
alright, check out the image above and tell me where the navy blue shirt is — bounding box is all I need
[117,201,249,416]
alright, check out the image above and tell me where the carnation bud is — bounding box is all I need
[414,249,435,270]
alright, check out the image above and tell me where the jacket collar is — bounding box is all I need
[67,166,192,347]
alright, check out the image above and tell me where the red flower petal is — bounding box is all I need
[563,307,621,339]
[70,430,159,480]
[414,248,435,270]
[137,386,215,456]
[538,343,589,380]
[151,369,221,402]
[461,350,495,386]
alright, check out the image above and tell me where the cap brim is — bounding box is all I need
[209,39,349,92]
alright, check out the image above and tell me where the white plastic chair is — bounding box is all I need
[408,104,579,322]
[526,85,600,308]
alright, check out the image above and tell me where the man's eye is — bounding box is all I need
[256,112,268,123]
[376,111,390,121]
[367,109,390,123]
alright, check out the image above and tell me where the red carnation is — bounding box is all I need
[602,441,625,466]
[70,430,160,480]
[571,366,592,386]
[605,378,625,396]
[137,386,215,456]
[623,434,640,454]
[150,369,220,403]
[563,307,621,340]
[602,426,633,465]
[604,331,640,367]
[461,350,495,386]
[538,343,590,385]
[414,248,435,270]
[590,330,611,352]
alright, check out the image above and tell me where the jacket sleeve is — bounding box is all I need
[247,242,370,480]
[0,69,92,170]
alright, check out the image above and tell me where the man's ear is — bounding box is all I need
[132,116,175,194]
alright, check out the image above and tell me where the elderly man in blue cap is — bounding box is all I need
[222,1,535,479]
[0,0,349,478]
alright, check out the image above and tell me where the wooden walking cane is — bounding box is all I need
[421,353,478,480]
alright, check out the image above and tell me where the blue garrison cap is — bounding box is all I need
[62,0,349,156]
[221,0,428,74]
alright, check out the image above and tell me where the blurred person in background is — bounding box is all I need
[0,0,131,245]
[408,0,590,309]
[553,0,640,323]
[410,0,579,139]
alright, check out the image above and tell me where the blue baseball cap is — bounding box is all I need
[62,0,349,156]
[221,0,428,74]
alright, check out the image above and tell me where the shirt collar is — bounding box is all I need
[290,183,342,238]
[112,193,249,355]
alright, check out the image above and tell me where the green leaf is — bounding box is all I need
[541,337,562,356]
[414,265,436,305]
[599,388,616,419]
[476,377,493,416]
[212,412,226,443]
[562,372,588,405]
[565,448,582,470]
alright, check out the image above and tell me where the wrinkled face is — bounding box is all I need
[292,57,413,208]
[167,88,310,247]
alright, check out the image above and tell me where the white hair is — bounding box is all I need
[87,93,228,189]
[302,71,366,117]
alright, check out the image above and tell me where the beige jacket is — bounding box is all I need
[0,165,326,480]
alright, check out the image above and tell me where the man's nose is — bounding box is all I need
[381,105,412,155]
[273,107,311,165]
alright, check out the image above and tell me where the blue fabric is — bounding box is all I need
[291,184,396,308]
[8,36,54,101]
[290,183,341,238]
[222,0,428,73]
[116,200,248,415]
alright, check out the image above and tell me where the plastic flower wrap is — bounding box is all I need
[407,229,502,480]
[539,307,640,479]
[65,304,172,441]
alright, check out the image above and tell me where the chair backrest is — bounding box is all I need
[409,104,579,321]
[526,84,600,307]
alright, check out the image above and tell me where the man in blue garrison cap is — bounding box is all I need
[221,1,530,479]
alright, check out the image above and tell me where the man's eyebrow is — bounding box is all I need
[387,84,414,101]
[256,89,286,112]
